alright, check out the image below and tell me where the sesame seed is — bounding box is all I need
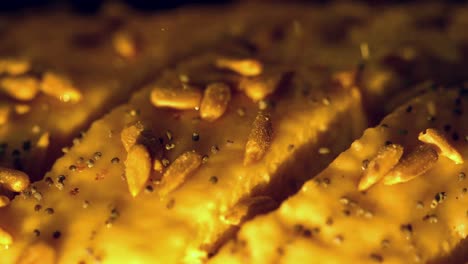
[237,108,246,117]
[44,177,53,186]
[86,159,95,168]
[162,159,170,167]
[165,143,175,150]
[69,165,77,171]
[111,157,120,164]
[318,147,330,154]
[94,152,102,160]
[166,130,173,141]
[361,159,369,170]
[34,204,42,211]
[459,172,466,181]
[211,145,219,154]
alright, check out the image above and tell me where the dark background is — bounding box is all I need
[1,0,460,14]
[1,0,233,13]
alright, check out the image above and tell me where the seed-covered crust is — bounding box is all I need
[212,89,468,264]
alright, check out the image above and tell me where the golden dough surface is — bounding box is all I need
[211,89,468,264]
[0,46,367,264]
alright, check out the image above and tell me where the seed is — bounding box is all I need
[112,31,138,59]
[209,176,218,184]
[358,144,404,191]
[150,85,201,110]
[200,82,231,121]
[111,157,120,164]
[0,58,30,75]
[120,122,144,152]
[159,151,202,197]
[40,71,82,103]
[215,58,262,77]
[244,112,273,165]
[383,144,438,185]
[124,144,151,197]
[418,128,463,164]
[0,166,30,192]
[153,159,163,172]
[221,196,276,226]
[239,74,281,101]
[0,76,39,101]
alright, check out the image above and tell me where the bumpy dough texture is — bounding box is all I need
[211,89,468,264]
[0,39,367,264]
[1,2,468,264]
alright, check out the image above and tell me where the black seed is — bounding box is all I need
[452,132,459,141]
[406,106,413,113]
[110,208,120,219]
[111,157,120,164]
[362,159,370,170]
[52,231,61,239]
[454,108,463,116]
[209,176,218,184]
[385,140,392,146]
[13,158,23,170]
[211,145,219,154]
[22,141,31,151]
[44,177,54,186]
[45,208,54,214]
[434,192,447,203]
[12,149,20,156]
[381,124,389,128]
[302,229,312,237]
[33,229,40,237]
[192,133,200,142]
[460,172,466,181]
[427,115,436,122]
[69,165,77,171]
[145,185,154,193]
[400,224,413,233]
[370,253,384,262]
[34,204,42,211]
[57,175,66,184]
[287,144,295,151]
[293,224,304,234]
[444,124,451,132]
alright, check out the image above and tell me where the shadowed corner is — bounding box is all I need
[428,237,468,264]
